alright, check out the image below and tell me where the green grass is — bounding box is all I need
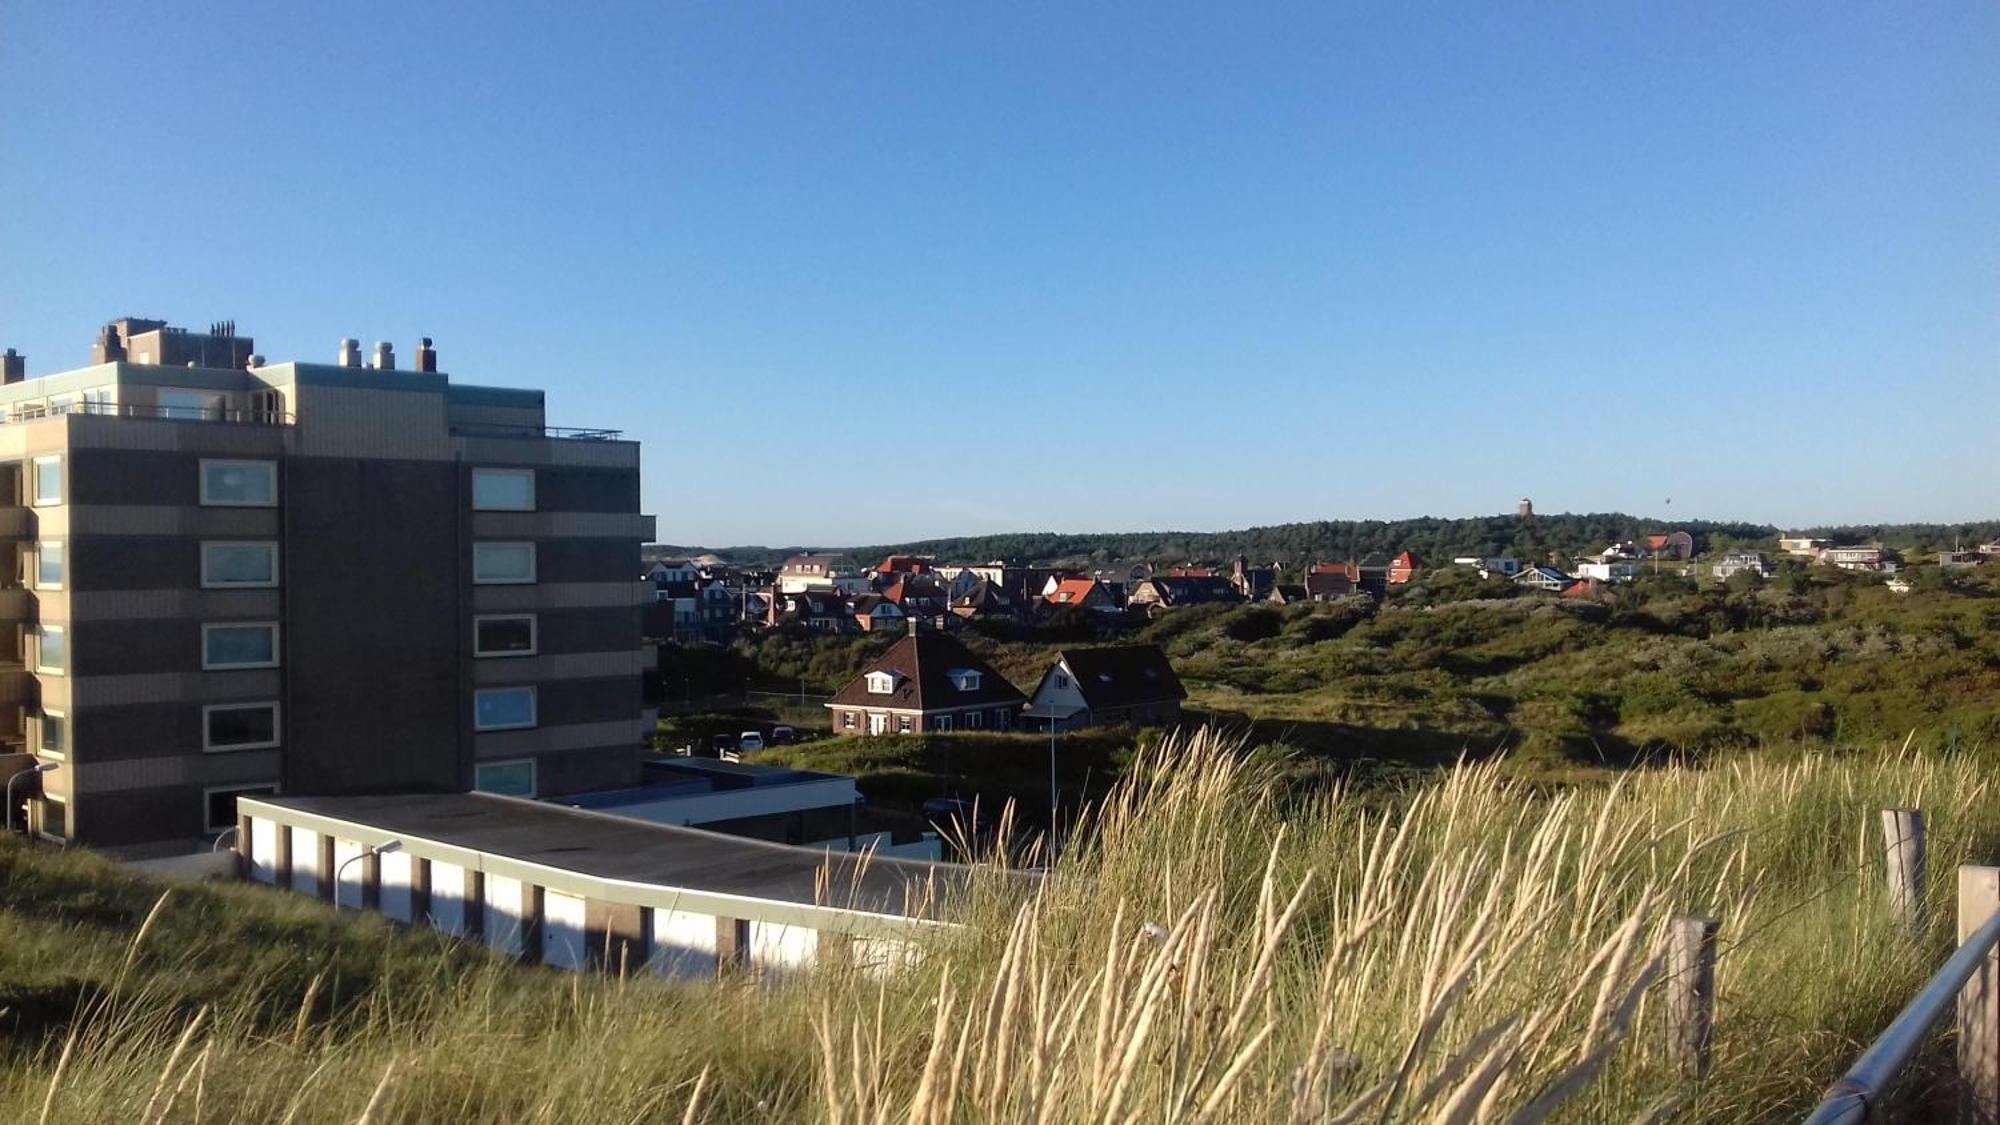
[3,730,1996,1121]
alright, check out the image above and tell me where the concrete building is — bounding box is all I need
[0,319,653,850]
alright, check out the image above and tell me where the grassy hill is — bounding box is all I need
[4,732,1994,1121]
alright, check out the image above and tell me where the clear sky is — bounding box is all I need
[2,3,1995,545]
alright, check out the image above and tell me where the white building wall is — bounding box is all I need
[484,874,528,957]
[428,861,467,936]
[647,908,719,978]
[750,921,818,975]
[248,817,278,884]
[379,852,415,922]
[542,889,589,971]
[288,827,320,895]
[332,839,365,909]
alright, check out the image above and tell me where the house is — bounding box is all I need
[778,552,842,592]
[1561,578,1608,601]
[1939,550,1985,570]
[1779,536,1832,558]
[646,558,701,588]
[1574,558,1642,583]
[1127,575,1241,611]
[1041,576,1115,612]
[826,628,1026,735]
[849,594,907,632]
[951,577,1021,622]
[874,555,934,577]
[1023,645,1188,732]
[881,575,949,621]
[1353,555,1392,596]
[1229,556,1281,599]
[1387,550,1424,585]
[1303,563,1357,601]
[1819,545,1892,572]
[1711,552,1772,581]
[1514,565,1574,593]
[767,589,855,633]
[1643,532,1696,560]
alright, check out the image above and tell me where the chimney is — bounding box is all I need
[373,341,395,370]
[2,349,23,385]
[338,338,361,367]
[415,337,437,373]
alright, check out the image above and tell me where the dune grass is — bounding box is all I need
[3,729,1994,1121]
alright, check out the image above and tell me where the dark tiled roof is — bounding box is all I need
[828,632,1026,711]
[1057,645,1187,709]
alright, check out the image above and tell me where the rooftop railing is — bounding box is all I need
[4,401,293,426]
[450,422,625,441]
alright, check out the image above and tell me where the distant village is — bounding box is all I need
[643,502,1991,648]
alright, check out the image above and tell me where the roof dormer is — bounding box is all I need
[866,671,901,695]
[948,668,982,692]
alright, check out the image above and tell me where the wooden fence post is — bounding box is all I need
[1958,866,2000,1124]
[1667,914,1720,1077]
[1884,808,1927,934]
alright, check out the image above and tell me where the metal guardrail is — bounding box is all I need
[4,401,293,425]
[451,422,624,441]
[1804,904,2000,1124]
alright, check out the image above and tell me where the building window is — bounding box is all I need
[31,456,62,507]
[865,671,898,694]
[996,709,1012,731]
[474,687,537,731]
[949,669,982,691]
[841,711,856,730]
[161,389,225,420]
[473,542,536,585]
[204,702,281,751]
[935,714,953,732]
[475,759,537,797]
[204,784,277,833]
[1055,674,1069,690]
[35,541,63,590]
[203,622,279,670]
[473,614,537,658]
[472,468,536,512]
[37,796,67,842]
[897,716,913,733]
[199,459,277,507]
[39,710,65,758]
[35,625,66,674]
[967,711,983,730]
[201,542,279,588]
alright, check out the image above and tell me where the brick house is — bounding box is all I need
[1388,550,1424,585]
[826,628,1025,736]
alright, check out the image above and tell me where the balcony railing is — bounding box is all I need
[4,401,293,426]
[451,422,625,441]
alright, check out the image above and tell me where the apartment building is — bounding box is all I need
[0,319,653,851]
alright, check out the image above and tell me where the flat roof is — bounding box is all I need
[249,791,1004,920]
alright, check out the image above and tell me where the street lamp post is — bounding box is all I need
[332,839,402,908]
[5,762,58,833]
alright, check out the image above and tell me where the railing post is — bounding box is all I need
[1884,808,1927,934]
[1667,914,1720,1077]
[1959,866,2000,1124]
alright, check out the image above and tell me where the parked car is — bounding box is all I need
[738,731,766,752]
[922,797,976,833]
[769,725,797,746]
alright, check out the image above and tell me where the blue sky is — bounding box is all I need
[2,2,1994,545]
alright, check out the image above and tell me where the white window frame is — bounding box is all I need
[202,622,281,670]
[202,701,282,752]
[967,710,983,730]
[950,670,981,691]
[35,625,66,675]
[897,716,913,733]
[473,613,538,658]
[199,458,278,508]
[36,793,68,843]
[935,714,953,732]
[30,455,63,507]
[35,540,63,591]
[38,708,66,760]
[474,686,538,732]
[866,671,898,694]
[475,758,538,797]
[203,783,278,834]
[472,467,537,512]
[200,541,280,589]
[473,542,537,585]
